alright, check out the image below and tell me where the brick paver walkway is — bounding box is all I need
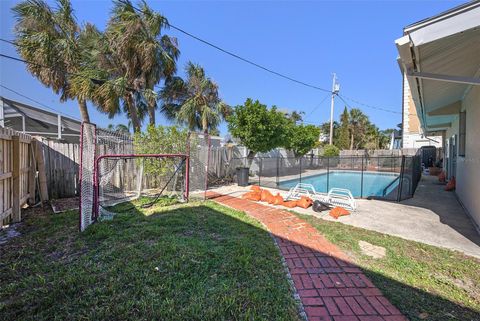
[207,193,408,321]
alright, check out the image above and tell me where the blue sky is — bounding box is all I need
[0,0,463,135]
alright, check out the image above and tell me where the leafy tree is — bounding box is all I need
[286,110,304,123]
[336,107,350,150]
[13,0,92,121]
[160,62,230,133]
[323,144,340,156]
[134,125,189,175]
[284,124,320,157]
[228,99,287,165]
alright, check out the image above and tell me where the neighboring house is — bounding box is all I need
[197,133,224,147]
[401,77,442,148]
[0,96,81,143]
[389,129,402,150]
[396,1,480,228]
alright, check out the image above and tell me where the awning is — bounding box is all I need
[395,1,480,133]
[0,96,81,143]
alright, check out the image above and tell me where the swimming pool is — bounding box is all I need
[278,171,399,198]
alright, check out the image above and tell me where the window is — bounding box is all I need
[459,111,466,157]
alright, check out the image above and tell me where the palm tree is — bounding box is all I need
[107,123,130,134]
[364,123,380,150]
[102,0,179,131]
[160,62,230,133]
[348,108,369,150]
[12,0,91,122]
[67,23,125,120]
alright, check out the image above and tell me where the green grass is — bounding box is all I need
[0,199,299,321]
[297,213,480,321]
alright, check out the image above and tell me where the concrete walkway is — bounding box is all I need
[209,176,480,258]
[208,192,407,321]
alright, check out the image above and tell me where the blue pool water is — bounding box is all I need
[279,171,399,198]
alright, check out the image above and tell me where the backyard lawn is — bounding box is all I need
[0,199,299,321]
[298,213,480,321]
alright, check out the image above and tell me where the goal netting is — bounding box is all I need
[79,122,212,231]
[95,154,188,218]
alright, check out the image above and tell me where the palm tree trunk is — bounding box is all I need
[350,130,354,150]
[148,102,155,127]
[126,94,141,133]
[146,80,155,126]
[77,98,90,123]
[202,113,208,134]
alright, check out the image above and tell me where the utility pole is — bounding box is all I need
[329,73,340,145]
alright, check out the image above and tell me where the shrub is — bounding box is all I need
[323,144,340,157]
[133,125,190,174]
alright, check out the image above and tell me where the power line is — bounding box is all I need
[118,1,406,117]
[338,93,401,115]
[306,92,332,117]
[0,51,137,91]
[0,84,81,120]
[117,0,332,94]
[0,38,16,46]
[3,24,406,117]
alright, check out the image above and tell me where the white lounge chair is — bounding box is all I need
[285,183,357,211]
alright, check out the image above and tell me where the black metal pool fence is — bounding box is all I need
[226,152,422,201]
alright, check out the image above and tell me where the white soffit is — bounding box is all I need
[405,2,480,46]
[417,27,480,113]
[397,2,480,132]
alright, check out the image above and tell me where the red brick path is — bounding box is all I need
[207,193,408,321]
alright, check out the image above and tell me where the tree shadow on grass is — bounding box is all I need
[0,201,479,321]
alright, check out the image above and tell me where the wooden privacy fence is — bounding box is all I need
[0,128,36,227]
[40,139,80,199]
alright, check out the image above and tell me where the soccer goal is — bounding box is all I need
[79,122,195,232]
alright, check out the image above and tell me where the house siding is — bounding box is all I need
[456,85,480,228]
[402,75,442,148]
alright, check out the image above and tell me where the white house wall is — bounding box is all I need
[456,85,480,228]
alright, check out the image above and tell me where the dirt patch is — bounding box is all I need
[358,240,386,259]
[51,197,79,213]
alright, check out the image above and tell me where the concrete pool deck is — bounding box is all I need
[208,175,480,258]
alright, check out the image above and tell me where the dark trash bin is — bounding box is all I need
[236,167,249,186]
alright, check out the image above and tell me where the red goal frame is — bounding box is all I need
[93,153,190,220]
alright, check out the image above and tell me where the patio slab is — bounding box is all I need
[208,175,480,258]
